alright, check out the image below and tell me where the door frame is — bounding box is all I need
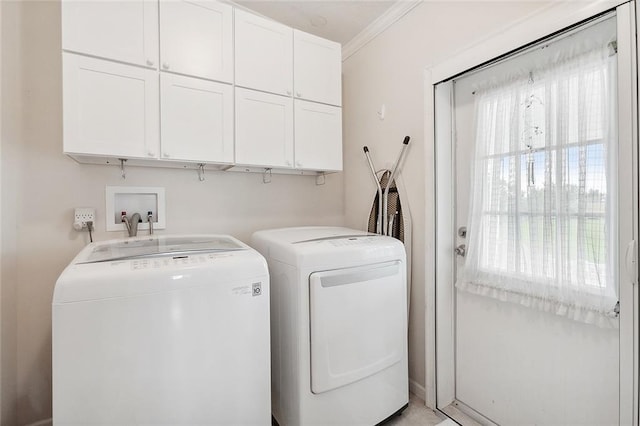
[423,0,638,423]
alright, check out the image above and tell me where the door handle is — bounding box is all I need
[455,244,466,257]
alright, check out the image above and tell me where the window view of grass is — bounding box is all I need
[480,143,608,289]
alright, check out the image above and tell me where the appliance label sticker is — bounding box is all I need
[252,282,262,297]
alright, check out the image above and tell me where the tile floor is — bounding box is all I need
[385,393,447,426]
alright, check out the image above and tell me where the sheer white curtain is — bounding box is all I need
[457,45,619,328]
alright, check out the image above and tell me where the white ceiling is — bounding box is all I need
[234,1,397,45]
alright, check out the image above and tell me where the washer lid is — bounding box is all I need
[80,235,245,263]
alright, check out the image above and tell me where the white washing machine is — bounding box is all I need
[53,235,271,425]
[251,226,408,425]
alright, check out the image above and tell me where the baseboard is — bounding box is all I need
[25,418,52,426]
[409,378,426,401]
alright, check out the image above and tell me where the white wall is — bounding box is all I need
[4,1,344,424]
[2,1,21,424]
[0,0,3,420]
[341,1,556,397]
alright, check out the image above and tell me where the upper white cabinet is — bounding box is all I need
[234,14,342,171]
[61,2,342,173]
[235,92,342,172]
[63,53,159,159]
[294,100,342,171]
[160,73,233,164]
[293,30,342,107]
[235,9,293,97]
[235,16,342,107]
[62,0,158,68]
[235,88,293,168]
[159,0,233,83]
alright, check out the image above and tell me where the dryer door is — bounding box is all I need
[309,260,406,394]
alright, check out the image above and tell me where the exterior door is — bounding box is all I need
[434,5,637,424]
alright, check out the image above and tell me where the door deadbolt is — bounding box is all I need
[458,226,467,238]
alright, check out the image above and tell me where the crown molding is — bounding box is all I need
[342,1,421,61]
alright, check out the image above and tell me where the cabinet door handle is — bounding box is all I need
[296,91,302,98]
[146,59,154,67]
[147,151,155,157]
[285,160,292,166]
[295,161,302,167]
[162,62,170,70]
[286,90,292,96]
[163,152,170,158]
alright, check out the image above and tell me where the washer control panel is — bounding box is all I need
[327,237,379,247]
[127,253,233,271]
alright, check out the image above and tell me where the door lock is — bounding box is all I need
[455,244,466,257]
[458,226,467,238]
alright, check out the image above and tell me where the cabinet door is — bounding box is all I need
[159,0,233,83]
[294,100,342,171]
[62,0,158,68]
[160,73,233,163]
[235,88,293,168]
[293,30,342,107]
[63,53,159,159]
[235,9,293,96]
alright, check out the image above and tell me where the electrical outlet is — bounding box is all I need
[74,207,96,231]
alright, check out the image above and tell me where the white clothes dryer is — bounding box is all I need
[251,227,408,426]
[53,235,271,425]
